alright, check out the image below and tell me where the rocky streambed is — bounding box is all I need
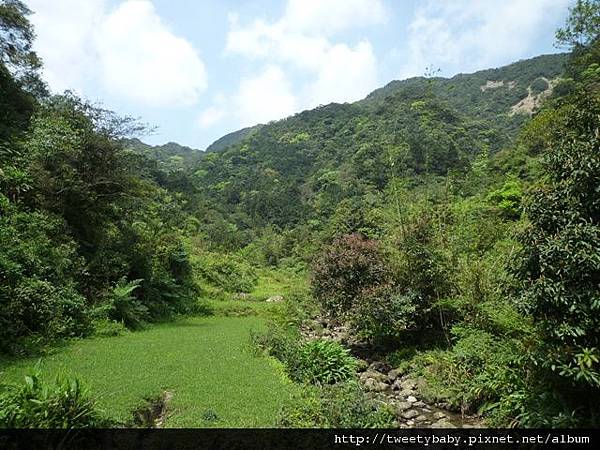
[357,363,482,429]
[301,319,484,429]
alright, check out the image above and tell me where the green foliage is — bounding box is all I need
[312,234,390,314]
[278,382,395,428]
[516,89,600,393]
[0,371,108,428]
[296,340,358,385]
[252,325,357,385]
[408,328,528,423]
[107,278,148,329]
[92,318,129,337]
[530,77,550,95]
[192,251,257,293]
[555,0,600,48]
[487,179,523,219]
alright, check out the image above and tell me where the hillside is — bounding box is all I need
[202,53,566,156]
[188,53,567,231]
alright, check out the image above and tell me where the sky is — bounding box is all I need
[26,0,574,150]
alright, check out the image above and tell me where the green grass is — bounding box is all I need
[250,267,308,300]
[0,316,297,427]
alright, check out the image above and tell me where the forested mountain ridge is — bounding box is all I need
[202,53,566,156]
[187,53,567,239]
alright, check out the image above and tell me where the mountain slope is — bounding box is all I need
[189,53,567,230]
[203,53,567,155]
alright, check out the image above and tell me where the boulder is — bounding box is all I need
[431,419,456,429]
[400,379,417,391]
[396,402,412,412]
[401,409,419,419]
[266,295,284,303]
[363,378,388,392]
[407,395,418,403]
[387,369,399,382]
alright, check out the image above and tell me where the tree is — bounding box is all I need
[517,86,600,392]
[555,0,600,49]
[0,0,45,94]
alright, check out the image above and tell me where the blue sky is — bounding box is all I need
[27,0,573,150]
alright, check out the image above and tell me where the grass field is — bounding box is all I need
[0,315,297,427]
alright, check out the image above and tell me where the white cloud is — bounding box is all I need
[28,0,207,107]
[198,105,226,129]
[218,0,385,128]
[398,0,572,78]
[305,40,378,106]
[281,0,387,36]
[234,65,298,127]
[28,0,106,93]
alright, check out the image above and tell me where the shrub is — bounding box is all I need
[0,372,109,428]
[410,327,527,421]
[311,233,390,316]
[278,382,396,428]
[296,340,358,385]
[252,326,357,384]
[108,277,148,329]
[351,284,419,340]
[8,278,90,341]
[487,179,523,219]
[193,252,257,293]
[92,318,129,337]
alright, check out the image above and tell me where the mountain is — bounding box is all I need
[203,53,567,156]
[206,125,263,153]
[189,53,568,230]
[123,138,203,167]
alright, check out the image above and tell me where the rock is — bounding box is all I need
[401,409,419,420]
[392,379,403,391]
[363,378,388,392]
[387,369,399,382]
[433,412,446,420]
[415,415,428,423]
[265,295,284,303]
[400,379,417,390]
[360,370,387,382]
[234,292,251,300]
[413,401,426,408]
[407,395,418,403]
[431,419,456,428]
[406,420,415,426]
[368,361,388,372]
[396,402,412,412]
[399,389,414,398]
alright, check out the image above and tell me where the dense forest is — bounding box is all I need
[0,0,599,430]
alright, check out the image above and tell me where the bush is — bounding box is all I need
[311,233,390,316]
[296,340,358,385]
[0,372,109,428]
[278,382,396,428]
[4,278,91,352]
[351,284,419,340]
[409,327,527,422]
[252,326,357,384]
[487,179,523,219]
[108,277,148,329]
[192,252,257,293]
[92,318,129,337]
